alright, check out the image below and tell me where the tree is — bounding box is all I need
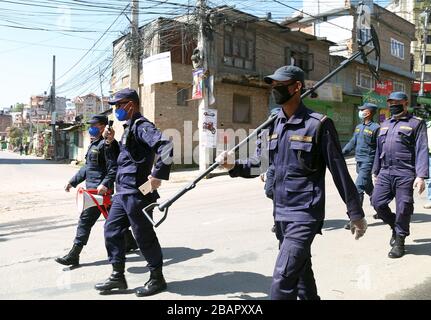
[12,103,25,112]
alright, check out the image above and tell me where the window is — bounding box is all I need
[426,56,431,65]
[358,28,374,47]
[391,38,405,59]
[233,94,251,123]
[357,70,375,89]
[427,35,431,44]
[176,87,189,106]
[393,80,406,92]
[223,25,255,70]
[285,43,314,78]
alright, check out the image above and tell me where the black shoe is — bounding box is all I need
[135,267,167,297]
[55,244,83,266]
[95,263,128,292]
[344,222,351,230]
[373,213,380,220]
[271,225,276,233]
[390,229,396,247]
[125,229,139,253]
[388,235,406,259]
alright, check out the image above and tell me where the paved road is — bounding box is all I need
[1,150,431,300]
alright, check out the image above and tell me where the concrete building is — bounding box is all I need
[111,6,349,162]
[0,111,12,142]
[73,93,110,121]
[386,0,431,104]
[284,2,416,124]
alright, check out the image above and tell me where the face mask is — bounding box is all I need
[88,126,100,137]
[389,104,404,116]
[272,84,296,105]
[358,111,366,119]
[115,108,128,121]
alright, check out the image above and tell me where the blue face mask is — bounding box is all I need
[88,126,100,137]
[115,108,128,121]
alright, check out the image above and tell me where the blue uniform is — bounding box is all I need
[69,137,119,246]
[372,113,429,236]
[342,121,380,205]
[229,103,364,300]
[104,112,173,270]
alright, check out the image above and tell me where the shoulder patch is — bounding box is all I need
[413,116,423,121]
[308,110,326,121]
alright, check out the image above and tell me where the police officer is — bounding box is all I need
[342,103,380,229]
[95,88,173,297]
[56,115,127,266]
[220,66,367,300]
[372,91,429,258]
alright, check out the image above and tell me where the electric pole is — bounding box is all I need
[129,0,140,91]
[51,55,56,160]
[99,66,104,113]
[419,9,430,97]
[197,0,211,172]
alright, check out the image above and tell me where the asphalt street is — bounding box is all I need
[1,150,431,300]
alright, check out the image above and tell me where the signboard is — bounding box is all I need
[363,90,387,109]
[142,51,173,85]
[201,108,217,148]
[375,80,393,96]
[192,68,204,100]
[305,81,343,102]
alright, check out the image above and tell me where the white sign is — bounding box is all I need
[142,51,173,85]
[201,108,217,148]
[305,81,343,102]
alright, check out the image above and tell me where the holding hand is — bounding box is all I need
[148,175,162,191]
[350,217,367,240]
[64,183,72,192]
[103,127,115,144]
[97,184,108,195]
[215,151,235,171]
[414,177,425,195]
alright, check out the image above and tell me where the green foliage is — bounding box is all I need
[11,103,25,112]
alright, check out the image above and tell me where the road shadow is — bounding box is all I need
[74,247,214,272]
[0,218,77,237]
[405,238,431,257]
[322,219,349,231]
[324,212,431,232]
[166,271,271,299]
[0,158,55,165]
[411,213,431,223]
[385,276,431,300]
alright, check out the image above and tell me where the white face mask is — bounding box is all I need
[358,110,366,119]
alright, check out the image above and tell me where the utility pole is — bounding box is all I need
[51,55,56,160]
[420,9,430,97]
[129,0,140,91]
[197,0,210,172]
[99,66,104,113]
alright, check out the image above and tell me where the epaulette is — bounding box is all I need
[309,111,327,123]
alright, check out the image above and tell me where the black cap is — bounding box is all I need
[87,115,108,125]
[108,88,139,105]
[264,65,305,85]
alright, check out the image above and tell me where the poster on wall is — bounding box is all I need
[192,68,204,100]
[201,108,217,148]
[142,51,172,85]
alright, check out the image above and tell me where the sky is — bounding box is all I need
[0,0,391,110]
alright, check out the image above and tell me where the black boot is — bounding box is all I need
[55,244,83,266]
[389,228,396,247]
[95,263,128,292]
[125,229,139,253]
[388,235,406,259]
[135,267,167,297]
[344,221,351,230]
[373,213,380,220]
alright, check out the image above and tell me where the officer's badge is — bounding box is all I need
[290,135,313,143]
